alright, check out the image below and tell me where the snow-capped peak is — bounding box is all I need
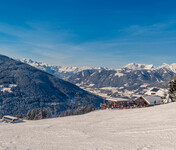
[157,63,170,70]
[97,67,109,70]
[20,58,176,76]
[170,63,176,72]
[20,58,52,67]
[19,58,108,77]
[123,63,155,70]
[156,63,176,72]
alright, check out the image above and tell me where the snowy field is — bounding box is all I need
[1,103,176,150]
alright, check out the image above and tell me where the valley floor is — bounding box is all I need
[1,103,176,150]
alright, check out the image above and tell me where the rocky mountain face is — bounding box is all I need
[20,59,176,98]
[68,67,173,98]
[0,55,103,116]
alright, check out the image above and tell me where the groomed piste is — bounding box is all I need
[1,102,176,150]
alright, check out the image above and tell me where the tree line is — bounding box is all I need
[26,104,95,120]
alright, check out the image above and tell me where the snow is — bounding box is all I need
[101,87,118,93]
[0,84,17,93]
[59,66,79,72]
[156,63,176,73]
[88,84,95,87]
[145,88,167,97]
[90,72,96,76]
[20,58,176,75]
[123,63,155,70]
[85,88,108,98]
[169,63,176,72]
[124,83,128,87]
[76,83,81,86]
[114,71,124,77]
[20,58,107,74]
[140,84,149,88]
[75,78,80,81]
[119,87,124,89]
[1,88,12,93]
[1,103,176,149]
[9,84,17,88]
[106,97,130,102]
[157,63,171,70]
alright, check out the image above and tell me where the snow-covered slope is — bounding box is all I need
[1,103,176,150]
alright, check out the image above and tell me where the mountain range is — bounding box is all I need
[20,58,176,98]
[20,58,108,79]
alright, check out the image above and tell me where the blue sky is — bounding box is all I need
[0,0,176,68]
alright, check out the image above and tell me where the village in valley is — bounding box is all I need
[101,76,176,110]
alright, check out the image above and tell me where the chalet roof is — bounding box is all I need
[142,95,162,105]
[151,88,160,92]
[106,98,130,102]
[3,115,18,120]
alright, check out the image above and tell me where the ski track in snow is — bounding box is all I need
[1,103,176,150]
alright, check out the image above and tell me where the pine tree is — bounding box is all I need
[27,108,52,120]
[168,75,176,101]
[168,78,174,94]
[173,75,176,90]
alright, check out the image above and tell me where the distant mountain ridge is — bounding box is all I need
[20,58,176,98]
[20,58,176,73]
[20,58,108,79]
[122,62,176,72]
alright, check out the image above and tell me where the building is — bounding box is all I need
[145,87,167,98]
[102,97,132,108]
[2,115,20,123]
[134,95,163,107]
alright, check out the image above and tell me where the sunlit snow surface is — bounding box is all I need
[0,84,17,93]
[1,103,176,150]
